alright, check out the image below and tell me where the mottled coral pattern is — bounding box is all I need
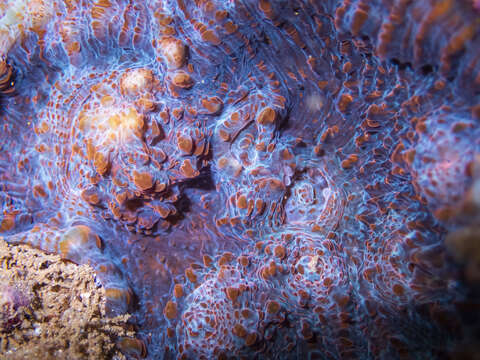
[0,0,479,358]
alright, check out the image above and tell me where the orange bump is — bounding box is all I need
[0,214,15,232]
[185,267,197,283]
[94,152,109,175]
[164,300,177,319]
[136,97,156,113]
[133,171,153,191]
[201,29,221,45]
[218,252,234,266]
[338,93,353,113]
[273,245,286,259]
[256,107,276,125]
[238,255,249,267]
[266,300,280,314]
[218,157,228,169]
[341,154,359,169]
[224,21,238,34]
[403,149,416,166]
[215,10,228,21]
[237,195,247,209]
[241,309,253,320]
[218,129,230,142]
[201,96,223,114]
[255,142,266,151]
[153,203,172,219]
[317,80,328,89]
[174,284,184,298]
[172,71,194,89]
[231,112,240,122]
[33,185,47,198]
[180,159,199,178]
[267,260,277,277]
[105,288,132,306]
[66,41,81,55]
[233,323,247,338]
[154,180,167,193]
[59,225,92,257]
[101,95,114,106]
[116,337,147,359]
[259,0,274,19]
[226,287,239,302]
[120,68,153,97]
[177,133,193,154]
[392,284,404,296]
[160,37,186,69]
[203,254,213,267]
[281,148,294,160]
[452,122,471,133]
[255,199,265,214]
[351,8,369,36]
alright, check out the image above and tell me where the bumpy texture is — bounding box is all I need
[0,239,140,360]
[0,0,479,359]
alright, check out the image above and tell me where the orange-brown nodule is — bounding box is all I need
[172,70,194,89]
[256,107,277,125]
[120,68,154,98]
[133,171,154,191]
[160,37,187,69]
[164,300,177,320]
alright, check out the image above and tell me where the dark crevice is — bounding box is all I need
[391,58,413,71]
[421,64,435,76]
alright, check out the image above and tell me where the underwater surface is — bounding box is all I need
[0,0,480,358]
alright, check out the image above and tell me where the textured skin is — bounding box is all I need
[0,0,479,359]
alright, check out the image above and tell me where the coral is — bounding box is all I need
[0,239,138,360]
[0,0,478,358]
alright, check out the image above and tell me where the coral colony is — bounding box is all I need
[0,0,479,358]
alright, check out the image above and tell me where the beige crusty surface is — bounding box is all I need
[0,239,135,360]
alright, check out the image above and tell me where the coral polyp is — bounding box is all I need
[0,0,479,358]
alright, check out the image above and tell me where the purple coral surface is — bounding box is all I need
[0,0,479,359]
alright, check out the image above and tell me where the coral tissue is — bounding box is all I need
[0,0,479,359]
